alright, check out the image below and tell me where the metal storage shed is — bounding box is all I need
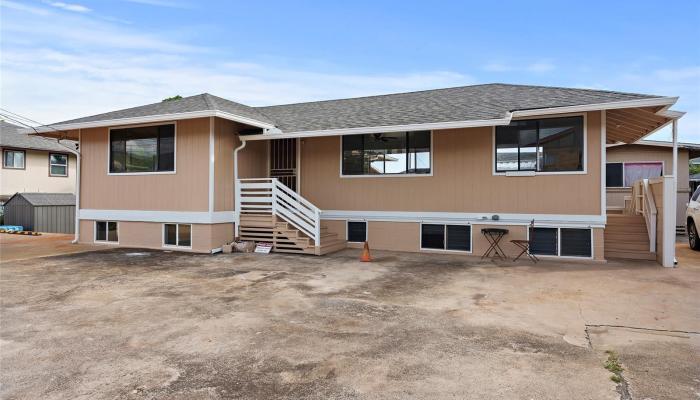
[4,193,75,233]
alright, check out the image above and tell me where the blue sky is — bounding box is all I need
[1,0,699,141]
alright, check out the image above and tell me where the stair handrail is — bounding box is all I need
[640,178,657,252]
[271,178,321,246]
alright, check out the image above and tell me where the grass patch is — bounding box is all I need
[604,350,624,383]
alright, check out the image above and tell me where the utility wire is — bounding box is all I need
[0,109,79,154]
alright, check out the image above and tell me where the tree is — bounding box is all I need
[162,95,183,102]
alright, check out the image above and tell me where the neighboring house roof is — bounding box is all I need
[38,83,676,135]
[6,193,75,206]
[57,93,276,127]
[608,139,700,159]
[1,121,76,152]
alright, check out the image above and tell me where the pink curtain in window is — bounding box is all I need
[624,162,663,187]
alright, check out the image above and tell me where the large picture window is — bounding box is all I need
[342,131,431,175]
[495,116,584,173]
[110,124,175,173]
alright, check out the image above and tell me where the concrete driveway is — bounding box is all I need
[1,247,698,399]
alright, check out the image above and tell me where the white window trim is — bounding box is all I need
[346,220,368,242]
[605,160,665,189]
[107,121,177,176]
[162,223,193,249]
[526,225,593,259]
[492,112,588,176]
[49,152,69,177]
[419,222,473,254]
[339,131,434,178]
[3,149,25,169]
[93,220,119,244]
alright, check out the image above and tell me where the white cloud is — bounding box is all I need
[527,62,555,73]
[45,1,90,13]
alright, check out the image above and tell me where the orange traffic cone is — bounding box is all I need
[360,241,372,262]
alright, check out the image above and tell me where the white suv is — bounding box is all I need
[687,187,700,250]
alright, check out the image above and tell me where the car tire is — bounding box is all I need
[689,221,700,251]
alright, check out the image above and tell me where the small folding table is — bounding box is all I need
[480,228,509,259]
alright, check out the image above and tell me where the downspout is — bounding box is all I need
[233,138,247,237]
[71,129,81,244]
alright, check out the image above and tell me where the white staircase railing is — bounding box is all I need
[630,179,657,252]
[237,178,321,246]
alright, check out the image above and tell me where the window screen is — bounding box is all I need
[347,221,367,242]
[560,228,591,257]
[495,117,583,172]
[342,131,431,175]
[421,224,444,249]
[529,227,558,256]
[446,225,471,251]
[606,163,623,187]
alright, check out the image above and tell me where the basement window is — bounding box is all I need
[421,224,471,252]
[347,221,367,242]
[95,221,118,243]
[164,223,191,248]
[529,227,591,258]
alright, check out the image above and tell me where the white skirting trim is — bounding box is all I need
[320,210,605,228]
[78,209,235,224]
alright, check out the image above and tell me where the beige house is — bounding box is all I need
[1,121,77,203]
[31,84,685,266]
[606,140,700,229]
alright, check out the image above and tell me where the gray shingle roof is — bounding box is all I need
[10,193,75,206]
[1,121,77,152]
[58,93,275,126]
[48,83,665,133]
[257,83,660,132]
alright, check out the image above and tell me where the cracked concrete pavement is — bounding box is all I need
[1,242,698,399]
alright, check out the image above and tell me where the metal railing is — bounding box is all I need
[237,178,321,246]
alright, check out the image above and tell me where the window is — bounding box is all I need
[49,153,68,176]
[495,116,584,173]
[3,149,25,169]
[529,227,591,258]
[606,162,663,188]
[421,224,471,252]
[342,131,431,175]
[110,124,175,173]
[164,223,191,248]
[347,221,367,242]
[95,221,118,243]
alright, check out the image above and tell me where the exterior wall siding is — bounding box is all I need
[301,111,602,216]
[80,118,210,211]
[0,149,76,198]
[323,219,605,261]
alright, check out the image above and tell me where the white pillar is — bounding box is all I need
[669,119,679,266]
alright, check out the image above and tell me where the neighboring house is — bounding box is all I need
[32,84,685,266]
[0,120,77,203]
[606,140,700,230]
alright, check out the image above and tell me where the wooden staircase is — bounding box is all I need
[604,214,656,260]
[237,178,346,255]
[239,214,346,255]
